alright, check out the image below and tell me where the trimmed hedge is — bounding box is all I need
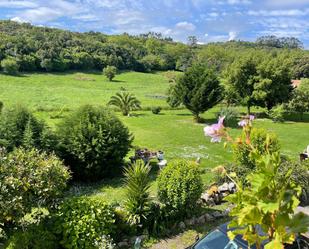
[157,160,203,218]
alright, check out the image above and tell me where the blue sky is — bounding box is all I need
[1,0,309,48]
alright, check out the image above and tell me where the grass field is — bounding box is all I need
[0,70,172,111]
[1,71,309,203]
[66,108,309,203]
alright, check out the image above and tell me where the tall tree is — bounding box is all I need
[173,64,222,122]
[254,56,293,110]
[224,55,259,114]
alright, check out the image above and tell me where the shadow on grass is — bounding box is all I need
[176,113,193,117]
[284,112,309,123]
[66,177,126,198]
[0,72,29,77]
[199,117,218,124]
[130,113,147,117]
[65,160,161,199]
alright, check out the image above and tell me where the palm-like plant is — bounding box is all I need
[108,92,141,116]
[124,160,151,228]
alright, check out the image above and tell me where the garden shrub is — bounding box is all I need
[113,207,135,240]
[0,148,70,230]
[278,159,309,206]
[1,58,19,75]
[103,65,117,81]
[5,226,58,249]
[157,160,203,218]
[269,104,285,122]
[216,107,239,127]
[5,209,59,249]
[146,202,177,236]
[233,128,280,170]
[57,105,132,181]
[151,106,162,114]
[0,106,57,152]
[56,197,115,249]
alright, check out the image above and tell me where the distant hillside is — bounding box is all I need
[0,20,308,77]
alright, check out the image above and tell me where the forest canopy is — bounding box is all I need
[0,20,308,76]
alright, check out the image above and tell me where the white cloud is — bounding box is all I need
[72,14,99,22]
[0,0,38,8]
[265,0,309,7]
[258,18,309,29]
[10,16,26,23]
[202,31,239,43]
[248,9,309,16]
[217,0,251,5]
[228,31,238,40]
[227,0,251,4]
[175,21,196,31]
[209,12,219,17]
[10,0,83,23]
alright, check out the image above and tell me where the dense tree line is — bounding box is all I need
[0,20,308,76]
[0,20,191,73]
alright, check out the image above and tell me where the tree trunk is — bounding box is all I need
[193,113,201,123]
[247,105,251,115]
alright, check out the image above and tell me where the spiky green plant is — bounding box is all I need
[108,92,141,116]
[124,160,151,228]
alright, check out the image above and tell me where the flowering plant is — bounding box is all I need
[204,115,309,249]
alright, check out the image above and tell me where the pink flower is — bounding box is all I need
[238,119,248,127]
[204,116,225,143]
[238,115,255,127]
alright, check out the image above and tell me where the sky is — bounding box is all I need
[0,0,309,48]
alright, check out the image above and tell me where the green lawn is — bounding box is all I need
[65,108,309,203]
[0,71,171,111]
[1,71,309,204]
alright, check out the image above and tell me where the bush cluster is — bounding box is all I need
[0,148,70,228]
[56,197,116,249]
[278,159,309,206]
[57,105,132,181]
[151,106,162,114]
[5,209,58,249]
[157,160,203,218]
[269,104,285,122]
[217,107,239,127]
[233,128,280,170]
[1,58,19,75]
[0,106,56,152]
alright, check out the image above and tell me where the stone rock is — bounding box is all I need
[118,241,129,248]
[204,213,214,221]
[201,192,210,202]
[218,183,229,192]
[212,211,223,218]
[213,193,221,204]
[140,234,148,241]
[222,208,230,216]
[196,215,206,225]
[207,198,216,206]
[185,217,196,226]
[222,192,229,197]
[179,221,186,230]
[228,182,236,192]
[130,236,138,244]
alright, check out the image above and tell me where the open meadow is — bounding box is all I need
[1,71,309,204]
